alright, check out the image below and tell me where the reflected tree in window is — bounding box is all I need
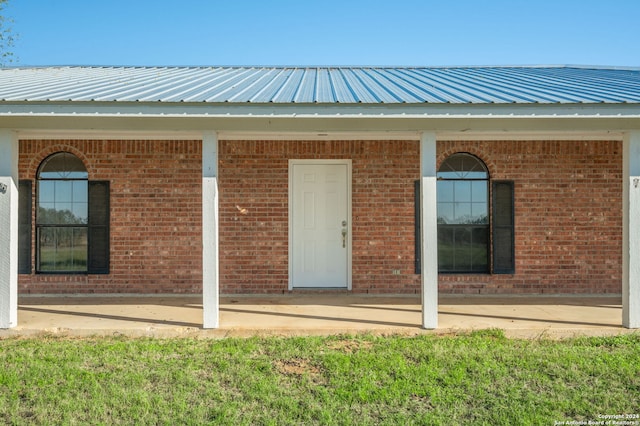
[437,153,489,273]
[36,152,89,272]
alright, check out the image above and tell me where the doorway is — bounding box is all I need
[289,160,351,289]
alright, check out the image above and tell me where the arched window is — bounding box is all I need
[18,152,109,275]
[437,153,490,273]
[36,153,89,272]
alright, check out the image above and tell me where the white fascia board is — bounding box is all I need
[1,101,640,118]
[3,102,640,136]
[14,129,626,142]
[17,129,204,140]
[16,129,423,141]
[4,116,640,135]
[436,130,626,141]
[219,130,626,141]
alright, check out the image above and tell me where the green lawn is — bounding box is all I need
[1,331,639,425]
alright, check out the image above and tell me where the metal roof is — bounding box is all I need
[0,65,639,105]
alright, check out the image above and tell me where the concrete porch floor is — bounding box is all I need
[1,294,635,339]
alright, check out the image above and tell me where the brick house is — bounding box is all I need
[1,66,639,329]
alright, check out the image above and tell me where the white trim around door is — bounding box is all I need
[289,159,352,290]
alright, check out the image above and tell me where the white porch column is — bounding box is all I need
[623,131,640,329]
[0,130,18,329]
[420,132,438,329]
[202,131,219,329]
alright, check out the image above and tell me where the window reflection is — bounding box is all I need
[38,227,88,271]
[37,181,88,225]
[36,152,89,273]
[437,153,489,273]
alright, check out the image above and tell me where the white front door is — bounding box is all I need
[290,160,351,289]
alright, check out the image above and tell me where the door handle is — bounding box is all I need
[341,220,347,248]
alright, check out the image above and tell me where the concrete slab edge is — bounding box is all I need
[1,327,637,340]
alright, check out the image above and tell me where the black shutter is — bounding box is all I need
[492,180,515,274]
[18,180,32,274]
[88,181,110,274]
[414,180,421,274]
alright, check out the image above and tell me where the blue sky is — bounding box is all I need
[5,0,640,67]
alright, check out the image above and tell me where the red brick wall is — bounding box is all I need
[219,140,422,293]
[17,138,623,295]
[220,139,622,295]
[18,140,203,294]
[438,140,622,294]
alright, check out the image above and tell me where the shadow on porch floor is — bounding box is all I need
[2,294,634,339]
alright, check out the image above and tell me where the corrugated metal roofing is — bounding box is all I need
[0,66,639,104]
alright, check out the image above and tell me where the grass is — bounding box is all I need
[0,331,639,425]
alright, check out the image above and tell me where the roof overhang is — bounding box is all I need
[2,101,640,138]
[2,100,640,117]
